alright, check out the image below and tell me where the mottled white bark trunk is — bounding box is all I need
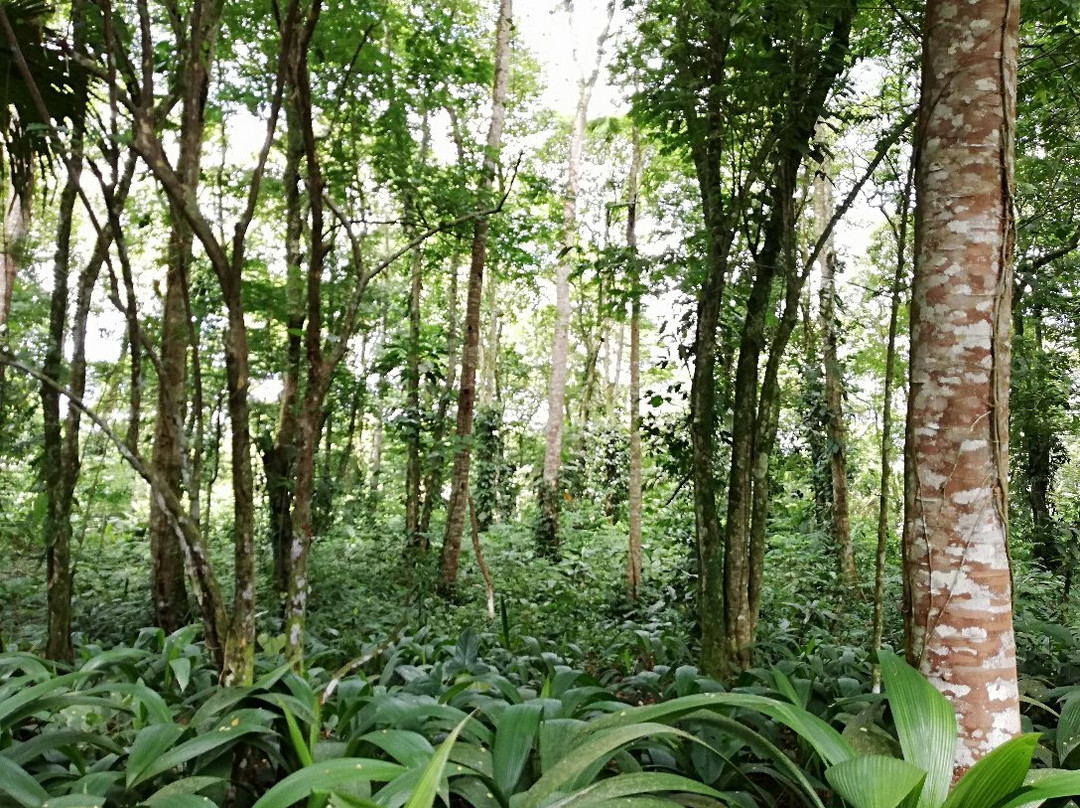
[537,1,616,555]
[905,0,1020,776]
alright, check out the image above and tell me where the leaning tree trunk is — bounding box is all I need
[903,0,1020,778]
[440,0,512,594]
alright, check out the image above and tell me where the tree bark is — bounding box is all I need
[873,156,913,691]
[903,0,1020,776]
[814,150,856,587]
[626,131,644,602]
[42,129,83,664]
[440,0,513,593]
[536,0,616,558]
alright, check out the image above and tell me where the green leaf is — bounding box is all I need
[405,713,473,808]
[451,777,502,808]
[493,702,543,797]
[585,692,854,766]
[170,658,193,693]
[992,769,1080,808]
[358,729,434,768]
[130,718,270,787]
[0,756,49,808]
[879,650,956,808]
[939,734,1039,808]
[824,756,926,808]
[282,707,314,768]
[127,724,187,787]
[0,670,90,729]
[138,796,216,808]
[142,776,224,800]
[83,682,173,724]
[39,797,108,808]
[517,723,691,808]
[251,759,406,808]
[1057,697,1080,761]
[549,771,727,808]
[3,729,123,765]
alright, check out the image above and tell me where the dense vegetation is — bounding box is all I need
[2,0,1080,804]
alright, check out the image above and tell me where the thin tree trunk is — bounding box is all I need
[421,252,462,535]
[42,129,83,664]
[872,156,913,691]
[536,0,616,558]
[626,130,644,602]
[150,209,194,633]
[903,0,1020,776]
[0,173,31,421]
[815,149,856,587]
[266,99,305,605]
[404,112,432,551]
[440,0,513,594]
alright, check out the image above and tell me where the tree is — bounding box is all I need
[903,0,1021,777]
[535,0,616,559]
[440,0,512,594]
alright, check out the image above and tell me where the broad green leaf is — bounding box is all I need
[1057,697,1080,762]
[940,734,1039,808]
[251,759,406,808]
[493,702,543,796]
[3,729,123,764]
[138,796,216,808]
[825,755,926,808]
[0,756,49,808]
[584,692,854,766]
[170,658,192,693]
[879,650,956,808]
[143,776,224,800]
[41,796,108,808]
[992,769,1080,808]
[692,711,826,808]
[0,670,90,728]
[127,724,187,786]
[329,793,383,808]
[82,682,173,724]
[130,718,269,786]
[517,722,691,808]
[538,718,587,773]
[452,777,501,808]
[549,771,727,808]
[358,729,434,768]
[405,713,472,808]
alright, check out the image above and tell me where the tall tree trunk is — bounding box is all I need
[42,133,83,665]
[0,172,31,420]
[150,210,194,633]
[872,156,913,691]
[404,112,431,551]
[440,0,513,593]
[815,150,856,587]
[148,0,227,636]
[421,252,462,535]
[626,130,644,602]
[536,0,616,558]
[904,0,1020,777]
[266,99,305,605]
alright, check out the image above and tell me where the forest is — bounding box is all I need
[2,0,1080,805]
